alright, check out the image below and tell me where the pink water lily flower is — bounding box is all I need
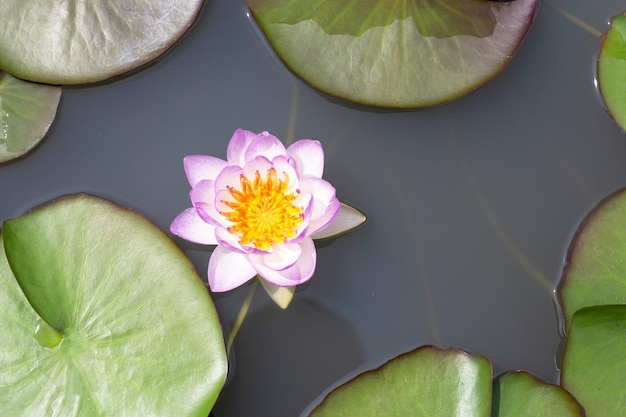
[171,129,339,302]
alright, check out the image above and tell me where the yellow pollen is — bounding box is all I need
[221,168,303,251]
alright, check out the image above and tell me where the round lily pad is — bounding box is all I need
[493,371,583,417]
[0,0,204,85]
[561,305,626,417]
[0,194,226,416]
[0,71,61,163]
[598,14,626,132]
[247,0,538,108]
[557,187,626,332]
[308,346,492,417]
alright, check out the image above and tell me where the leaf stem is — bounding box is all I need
[545,1,603,38]
[226,279,259,356]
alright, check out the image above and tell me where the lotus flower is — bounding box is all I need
[171,129,340,307]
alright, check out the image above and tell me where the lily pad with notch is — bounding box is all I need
[0,194,227,416]
[247,0,538,108]
[0,0,204,85]
[0,71,61,163]
[560,305,626,417]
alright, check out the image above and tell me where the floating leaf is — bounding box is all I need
[308,346,492,417]
[0,194,227,416]
[598,14,626,132]
[561,305,626,417]
[0,71,61,163]
[311,202,366,240]
[0,0,204,84]
[557,187,626,332]
[247,0,538,108]
[492,371,583,417]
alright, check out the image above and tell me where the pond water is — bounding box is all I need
[1,0,625,416]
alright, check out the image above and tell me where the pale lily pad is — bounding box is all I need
[308,346,492,417]
[561,305,626,417]
[247,0,538,108]
[0,71,61,163]
[0,0,204,85]
[0,194,227,416]
[557,187,626,332]
[492,371,583,417]
[311,202,366,240]
[598,14,626,132]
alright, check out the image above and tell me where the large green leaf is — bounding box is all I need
[0,0,204,85]
[247,0,538,108]
[308,346,492,417]
[492,371,583,417]
[598,14,626,132]
[557,187,626,332]
[0,71,61,163]
[0,194,227,416]
[560,305,626,417]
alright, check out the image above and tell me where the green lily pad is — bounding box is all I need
[247,0,538,108]
[598,14,626,132]
[492,371,583,417]
[557,187,626,332]
[308,346,492,417]
[0,194,227,416]
[0,71,61,163]
[0,0,204,85]
[560,305,626,417]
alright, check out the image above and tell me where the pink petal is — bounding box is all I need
[215,225,246,253]
[249,238,316,286]
[190,180,222,226]
[272,155,301,194]
[287,139,324,179]
[299,178,339,233]
[170,208,218,245]
[215,165,243,192]
[242,156,273,181]
[263,243,302,270]
[243,132,286,163]
[227,129,258,166]
[208,246,257,292]
[183,155,228,187]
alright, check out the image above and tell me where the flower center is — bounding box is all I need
[222,168,303,251]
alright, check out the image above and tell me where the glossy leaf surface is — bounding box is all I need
[248,0,538,108]
[598,14,626,132]
[561,305,626,417]
[557,187,626,332]
[0,0,204,84]
[0,194,227,416]
[0,71,61,163]
[493,371,583,417]
[308,346,492,417]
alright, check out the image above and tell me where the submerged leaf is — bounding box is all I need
[248,0,538,108]
[0,194,227,416]
[561,305,626,417]
[0,0,204,84]
[493,371,583,417]
[308,346,492,417]
[0,71,61,163]
[557,187,626,332]
[598,14,626,132]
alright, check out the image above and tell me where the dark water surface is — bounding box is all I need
[1,1,625,416]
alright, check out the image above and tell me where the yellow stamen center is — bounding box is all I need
[222,168,303,251]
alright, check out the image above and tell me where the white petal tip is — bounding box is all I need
[259,280,296,309]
